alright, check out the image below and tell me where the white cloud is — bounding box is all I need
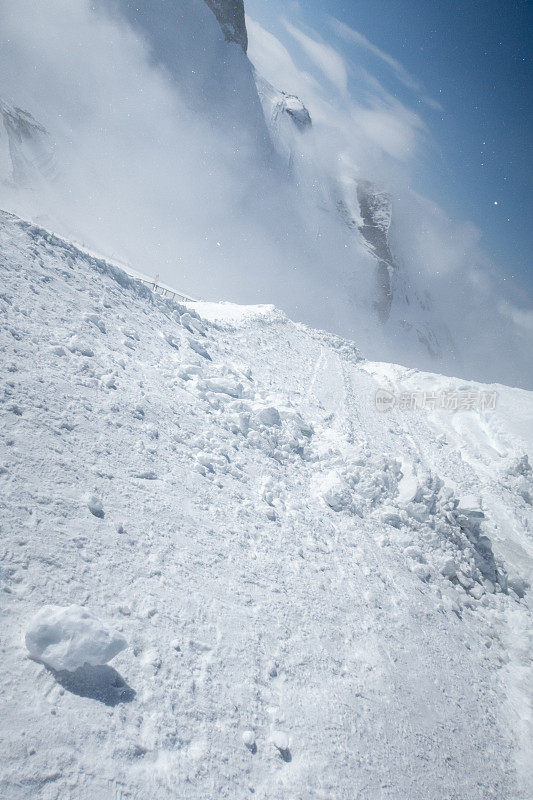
[329,17,443,111]
[350,96,425,161]
[247,17,320,97]
[283,20,348,94]
[248,17,424,163]
[499,301,533,333]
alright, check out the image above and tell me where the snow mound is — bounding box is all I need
[25,605,127,672]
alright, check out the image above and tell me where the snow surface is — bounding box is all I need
[1,209,532,799]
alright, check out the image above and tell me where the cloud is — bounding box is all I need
[499,301,533,333]
[248,17,424,163]
[423,95,444,112]
[0,0,284,293]
[351,99,424,161]
[329,17,443,111]
[246,17,320,97]
[282,20,348,94]
[0,0,380,337]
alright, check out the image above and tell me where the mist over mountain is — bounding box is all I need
[0,0,531,387]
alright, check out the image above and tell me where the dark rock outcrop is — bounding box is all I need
[0,101,54,185]
[356,181,396,324]
[273,92,312,131]
[203,0,248,52]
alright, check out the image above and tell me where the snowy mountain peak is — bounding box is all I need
[255,77,312,136]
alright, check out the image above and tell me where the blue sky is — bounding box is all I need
[246,0,531,295]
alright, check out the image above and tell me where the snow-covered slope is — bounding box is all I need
[1,210,532,799]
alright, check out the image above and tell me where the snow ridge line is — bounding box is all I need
[131,276,197,305]
[0,209,196,311]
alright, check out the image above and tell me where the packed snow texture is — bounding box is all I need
[25,605,127,672]
[0,210,532,799]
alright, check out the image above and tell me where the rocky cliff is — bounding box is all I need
[203,0,248,52]
[0,100,53,185]
[356,181,396,324]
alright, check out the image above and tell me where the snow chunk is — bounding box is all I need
[25,605,127,672]
[201,377,244,398]
[271,730,290,753]
[177,363,203,380]
[469,584,485,600]
[404,546,426,564]
[507,454,531,476]
[321,472,351,512]
[164,333,181,350]
[84,313,106,334]
[86,493,104,518]
[379,506,404,528]
[255,406,281,427]
[180,312,206,336]
[188,337,211,360]
[67,336,94,358]
[121,327,139,340]
[456,495,484,518]
[439,558,458,579]
[133,470,157,480]
[411,563,431,582]
[242,730,256,751]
